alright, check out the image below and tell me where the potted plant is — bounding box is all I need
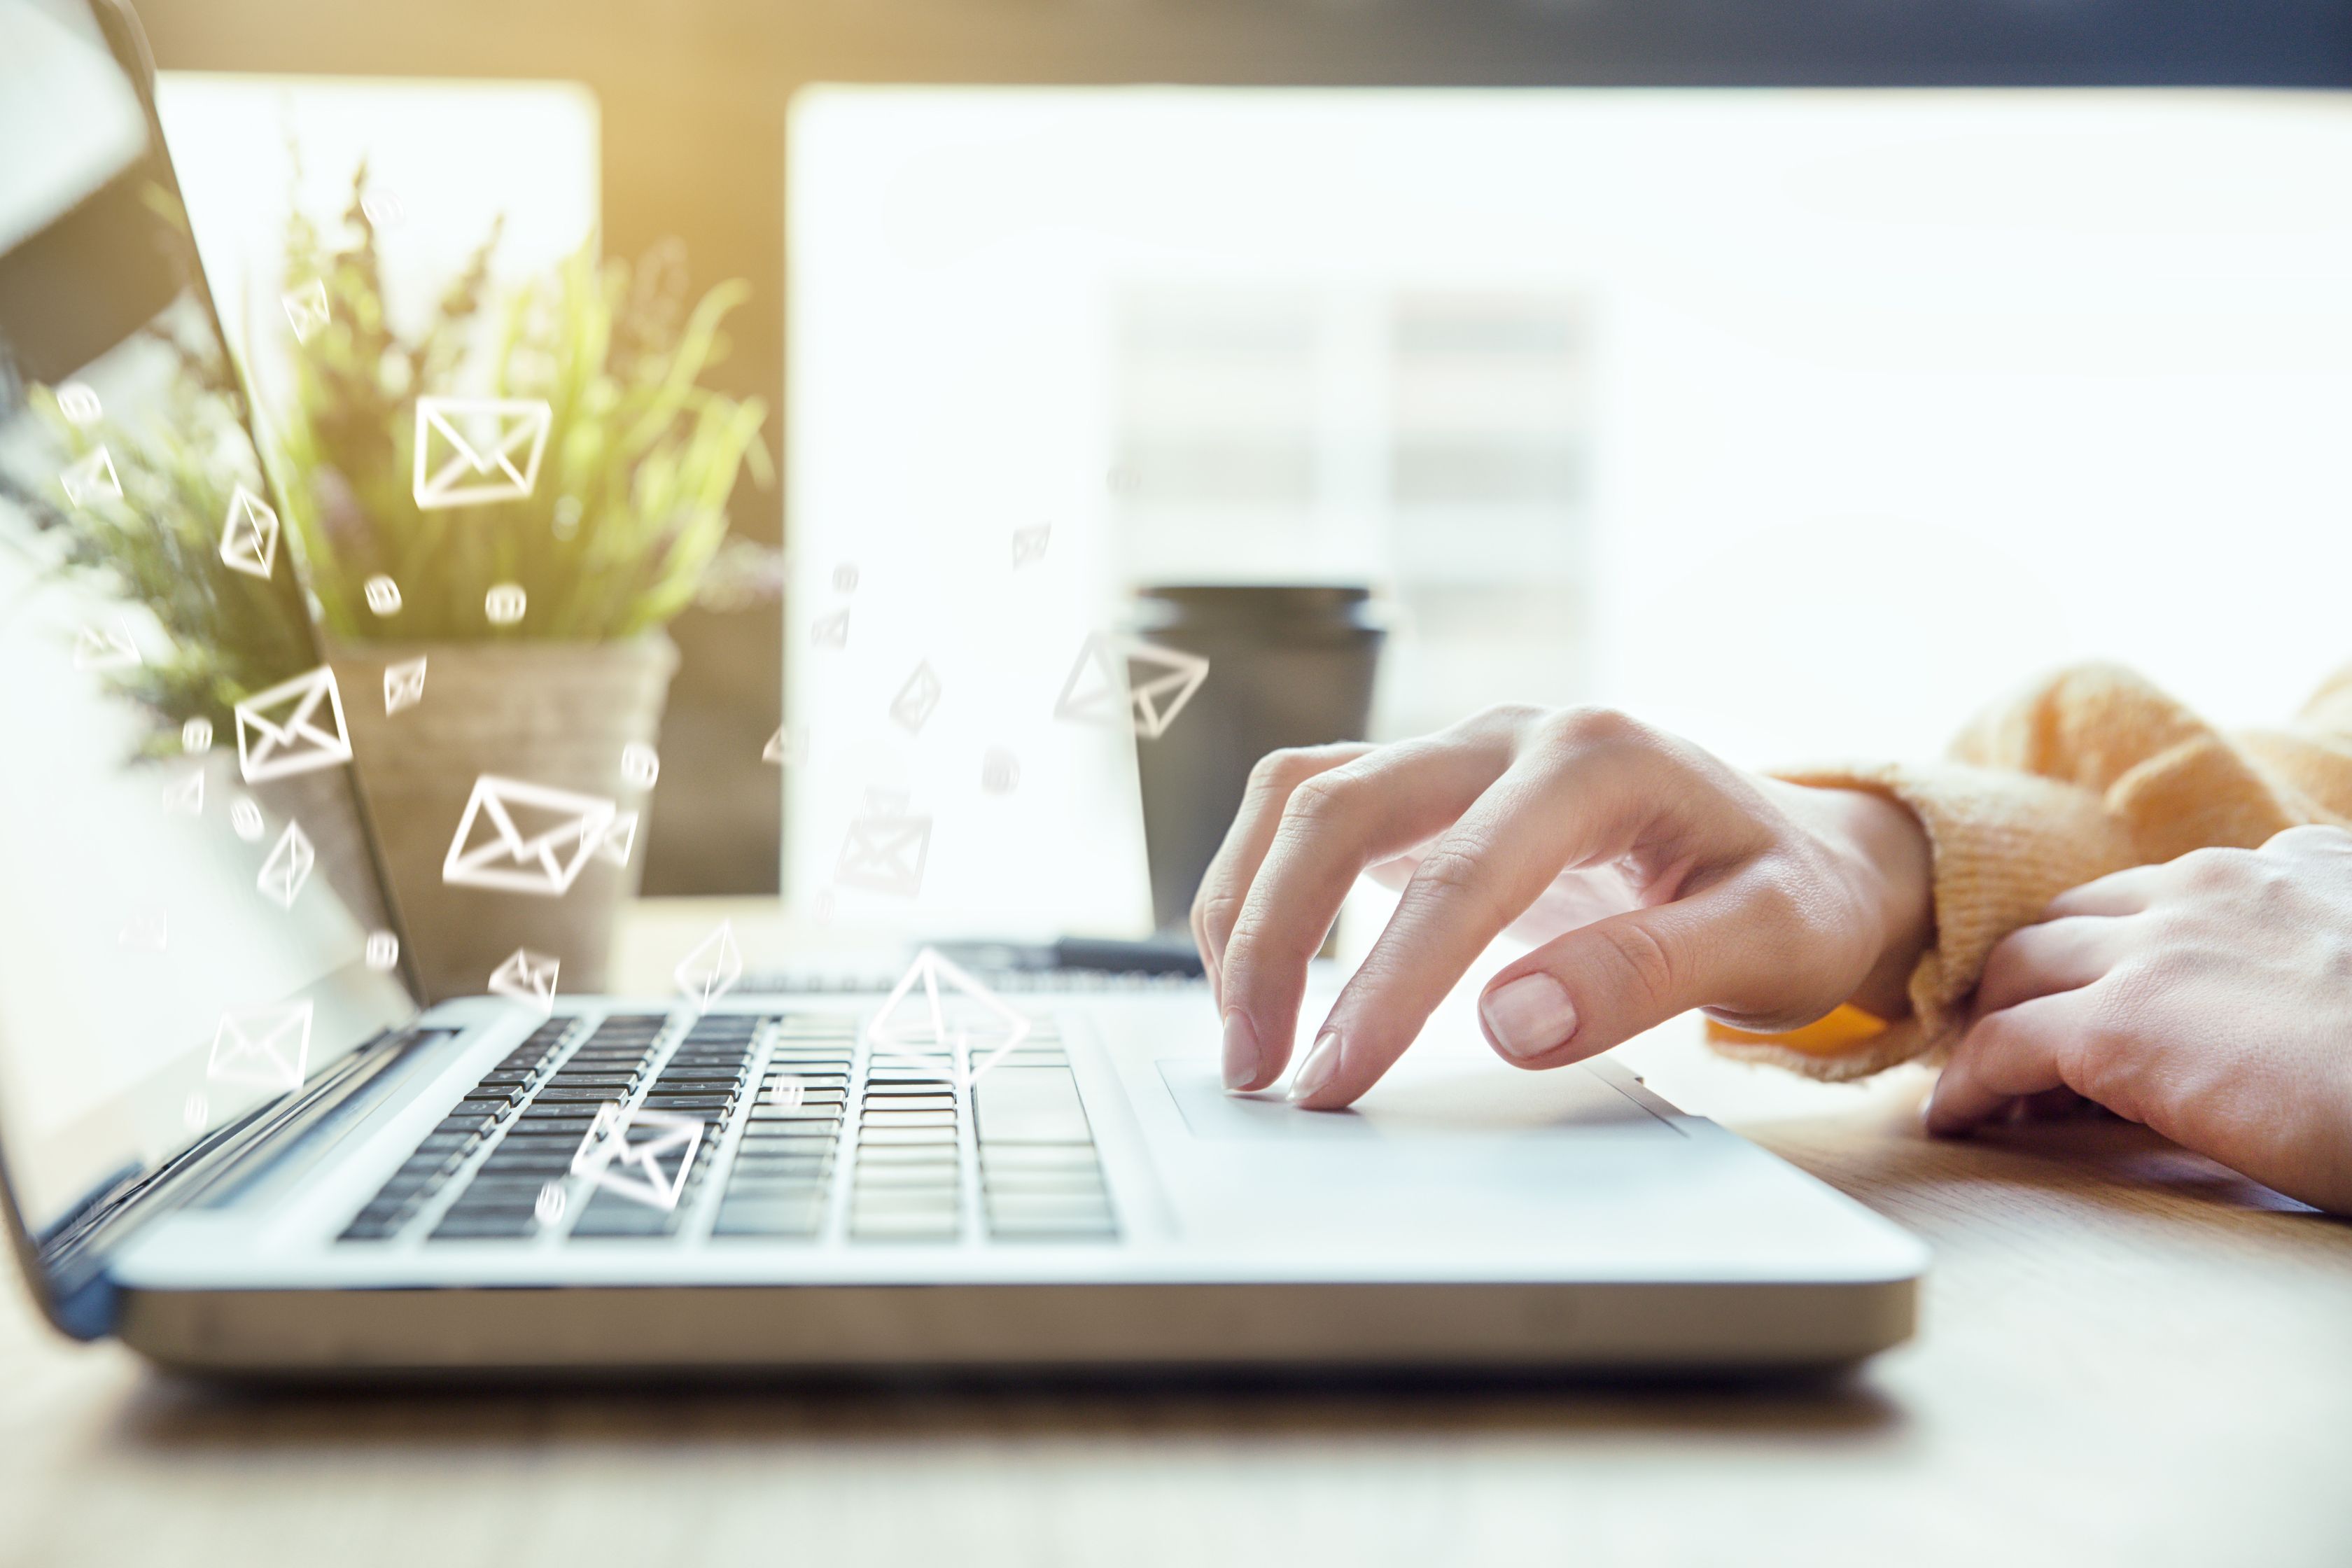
[267,172,771,1000]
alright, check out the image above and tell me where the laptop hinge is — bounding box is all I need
[30,1024,428,1339]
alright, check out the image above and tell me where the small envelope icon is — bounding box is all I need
[890,660,941,734]
[282,278,330,344]
[834,804,931,898]
[569,1105,703,1212]
[674,919,744,1012]
[1054,632,1210,741]
[234,665,352,784]
[59,445,121,507]
[809,608,850,649]
[1012,524,1050,567]
[867,946,1033,1089]
[384,657,427,715]
[218,484,280,580]
[162,769,204,816]
[443,776,617,896]
[592,810,638,869]
[257,820,316,910]
[207,999,312,1095]
[761,725,806,767]
[487,946,561,1013]
[72,619,141,671]
[412,395,552,510]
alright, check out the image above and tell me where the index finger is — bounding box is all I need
[1287,722,1657,1107]
[1191,743,1371,1002]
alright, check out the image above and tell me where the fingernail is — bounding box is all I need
[1480,974,1578,1060]
[1221,1011,1259,1092]
[1287,1029,1342,1102]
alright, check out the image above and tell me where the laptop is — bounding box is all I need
[0,0,1924,1377]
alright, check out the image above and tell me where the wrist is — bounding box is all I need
[1821,787,1934,1020]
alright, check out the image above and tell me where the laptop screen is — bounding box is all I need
[0,0,414,1239]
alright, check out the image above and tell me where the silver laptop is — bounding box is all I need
[0,0,1924,1378]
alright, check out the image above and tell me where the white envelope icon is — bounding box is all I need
[218,484,280,580]
[207,999,312,1095]
[72,619,141,671]
[59,445,121,507]
[674,919,743,1012]
[1011,524,1050,567]
[487,946,561,1013]
[234,665,352,784]
[443,776,617,896]
[592,810,638,869]
[257,819,316,910]
[412,396,552,510]
[162,769,204,816]
[809,608,849,649]
[384,657,427,715]
[1054,632,1210,740]
[761,725,806,767]
[569,1105,703,1212]
[282,278,330,344]
[834,804,931,898]
[890,660,942,735]
[867,946,1033,1090]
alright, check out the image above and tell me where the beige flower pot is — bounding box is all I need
[330,634,678,1003]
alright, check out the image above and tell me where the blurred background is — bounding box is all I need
[128,0,2352,941]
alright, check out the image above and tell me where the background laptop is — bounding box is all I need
[0,0,1923,1376]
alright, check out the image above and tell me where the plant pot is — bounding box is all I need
[330,634,679,1003]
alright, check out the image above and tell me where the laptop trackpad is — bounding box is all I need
[1154,1058,1676,1142]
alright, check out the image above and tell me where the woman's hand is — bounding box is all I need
[1931,825,2352,1214]
[1191,705,1935,1107]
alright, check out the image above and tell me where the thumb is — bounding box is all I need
[1474,883,1791,1067]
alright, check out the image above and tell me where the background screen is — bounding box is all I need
[0,0,414,1237]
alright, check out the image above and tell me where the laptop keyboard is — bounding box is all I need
[337,1010,1117,1247]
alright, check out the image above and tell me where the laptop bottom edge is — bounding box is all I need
[113,1277,1918,1378]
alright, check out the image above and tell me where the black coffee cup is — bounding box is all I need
[1128,584,1386,936]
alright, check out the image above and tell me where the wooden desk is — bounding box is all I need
[3,900,2347,1567]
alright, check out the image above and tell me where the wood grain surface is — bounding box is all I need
[1,901,2346,1568]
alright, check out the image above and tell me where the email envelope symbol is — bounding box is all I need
[413,396,552,510]
[384,657,427,715]
[281,277,330,344]
[488,946,561,1013]
[809,608,849,650]
[257,819,316,910]
[234,665,351,784]
[218,484,280,580]
[443,776,617,896]
[592,810,638,869]
[890,660,941,734]
[867,946,1033,1089]
[1011,523,1050,567]
[207,999,312,1095]
[834,806,931,898]
[59,445,121,507]
[570,1106,703,1212]
[674,919,744,1012]
[1053,632,1210,741]
[72,619,141,672]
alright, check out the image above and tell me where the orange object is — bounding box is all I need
[1706,1004,1889,1057]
